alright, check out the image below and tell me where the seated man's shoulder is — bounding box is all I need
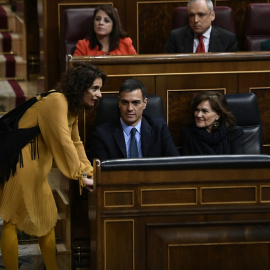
[142,115,168,130]
[212,25,236,37]
[170,25,190,35]
[143,114,164,123]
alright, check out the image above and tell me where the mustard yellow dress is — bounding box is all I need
[0,92,93,237]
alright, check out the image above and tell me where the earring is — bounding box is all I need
[213,121,219,128]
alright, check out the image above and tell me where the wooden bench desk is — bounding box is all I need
[89,155,270,270]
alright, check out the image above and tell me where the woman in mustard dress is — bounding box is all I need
[0,63,106,269]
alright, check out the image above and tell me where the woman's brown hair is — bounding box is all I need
[86,5,127,52]
[191,91,236,130]
[55,63,107,113]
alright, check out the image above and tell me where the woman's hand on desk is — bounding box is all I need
[83,176,94,192]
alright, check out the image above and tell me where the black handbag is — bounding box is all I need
[0,91,56,184]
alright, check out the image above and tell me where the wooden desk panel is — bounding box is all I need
[89,156,270,270]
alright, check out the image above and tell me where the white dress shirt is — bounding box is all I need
[120,118,142,158]
[193,26,212,53]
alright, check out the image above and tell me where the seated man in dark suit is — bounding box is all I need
[164,0,238,53]
[261,39,270,51]
[88,79,179,161]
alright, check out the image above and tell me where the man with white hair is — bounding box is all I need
[165,0,238,53]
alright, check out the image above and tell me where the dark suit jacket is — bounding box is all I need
[261,39,270,51]
[88,115,179,162]
[164,25,238,53]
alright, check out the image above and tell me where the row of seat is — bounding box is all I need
[60,3,270,72]
[171,3,270,52]
[245,3,270,51]
[95,93,263,155]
